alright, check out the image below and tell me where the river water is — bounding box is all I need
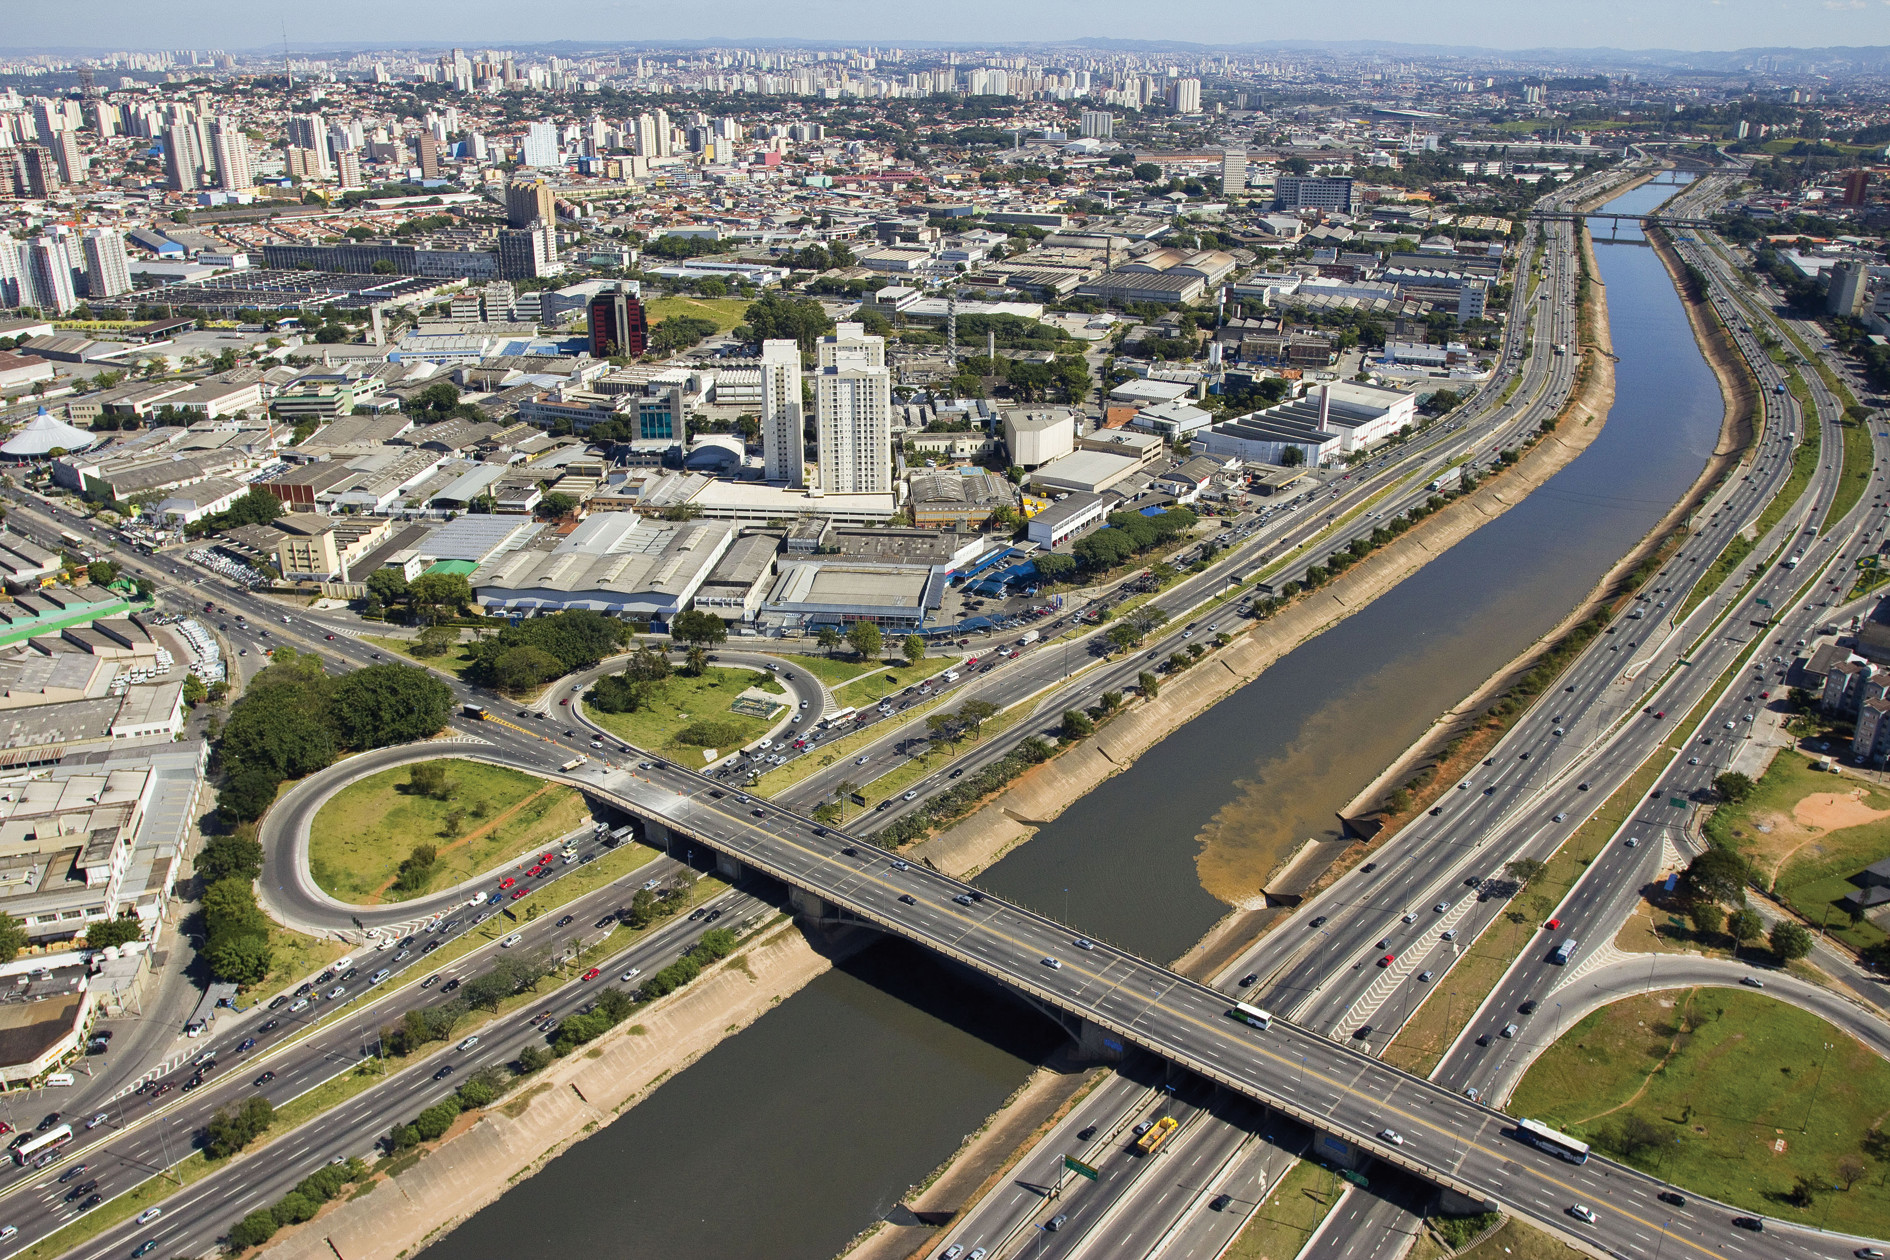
[426,176,1722,1260]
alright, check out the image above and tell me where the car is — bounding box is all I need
[1237,972,1259,988]
[891,859,909,871]
[899,894,916,905]
[259,1018,281,1033]
[136,1208,161,1225]
[1378,953,1396,967]
[1742,975,1765,988]
[237,1036,256,1052]
[499,877,516,890]
[1433,901,1450,913]
[940,1247,963,1260]
[1401,911,1417,923]
[1733,1217,1765,1232]
[1377,1128,1404,1145]
[1352,1025,1373,1039]
[1076,1124,1098,1141]
[434,1065,457,1080]
[1418,970,1434,983]
[328,985,347,1000]
[510,888,528,900]
[581,968,602,981]
[1659,1191,1687,1207]
[1041,956,1062,969]
[1545,918,1562,930]
[267,994,289,1010]
[1209,1192,1233,1211]
[1854,1249,1885,1259]
[457,1036,480,1052]
[132,1243,158,1257]
[56,1163,88,1183]
[1074,937,1095,951]
[1553,812,1567,823]
[1568,1204,1597,1224]
[555,914,575,928]
[953,894,974,906]
[1501,1022,1519,1038]
[1311,915,1328,927]
[501,933,524,947]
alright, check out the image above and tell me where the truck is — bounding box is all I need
[462,704,488,720]
[1135,1116,1179,1155]
[1553,343,1567,356]
[1428,467,1462,495]
[1782,554,1800,569]
[560,756,588,772]
[1549,938,1578,965]
[1018,629,1041,646]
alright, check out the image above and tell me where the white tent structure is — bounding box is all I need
[1,408,96,460]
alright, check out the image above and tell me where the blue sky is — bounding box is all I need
[7,0,1886,54]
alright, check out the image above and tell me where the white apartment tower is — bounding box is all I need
[1079,110,1114,140]
[759,339,805,486]
[24,238,76,315]
[814,323,892,495]
[162,121,203,191]
[211,116,252,191]
[1220,149,1247,194]
[80,228,131,299]
[285,112,329,176]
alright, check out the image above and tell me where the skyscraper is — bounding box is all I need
[24,237,76,315]
[1166,78,1201,114]
[18,146,58,198]
[417,133,441,180]
[336,149,363,190]
[814,323,892,495]
[1079,110,1114,140]
[498,226,557,281]
[1220,149,1247,195]
[520,121,560,169]
[588,283,648,357]
[285,112,329,177]
[51,131,86,186]
[81,228,131,299]
[759,339,804,486]
[505,178,554,229]
[163,122,202,191]
[211,116,252,191]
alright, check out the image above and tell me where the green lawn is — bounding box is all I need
[1826,417,1875,533]
[363,633,477,680]
[1221,1159,1341,1260]
[1752,386,1822,541]
[774,652,892,688]
[1510,989,1890,1237]
[584,665,780,762]
[1706,751,1890,955]
[829,654,955,706]
[309,760,592,903]
[644,295,752,334]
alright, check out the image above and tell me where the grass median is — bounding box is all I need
[1220,1159,1340,1260]
[363,634,477,680]
[1511,987,1890,1237]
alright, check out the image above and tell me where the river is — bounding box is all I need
[424,175,1723,1260]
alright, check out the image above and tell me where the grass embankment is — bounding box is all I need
[1677,532,1758,620]
[1704,750,1890,956]
[1510,988,1890,1237]
[1220,1159,1340,1260]
[363,634,477,680]
[829,655,955,706]
[1384,745,1676,1076]
[642,295,751,333]
[772,652,896,689]
[308,761,591,903]
[1411,1215,1584,1260]
[585,665,780,759]
[1828,414,1875,532]
[1750,405,1822,542]
[847,705,1032,814]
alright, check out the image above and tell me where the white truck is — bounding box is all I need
[1018,629,1041,646]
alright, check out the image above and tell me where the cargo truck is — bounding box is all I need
[1135,1116,1178,1155]
[462,704,488,720]
[1018,629,1040,646]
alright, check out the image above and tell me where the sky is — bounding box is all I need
[6,0,1888,55]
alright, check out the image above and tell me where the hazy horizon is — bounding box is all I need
[5,0,1888,60]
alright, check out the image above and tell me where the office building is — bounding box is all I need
[1829,259,1868,318]
[505,179,555,229]
[760,339,804,486]
[1457,280,1487,323]
[497,226,556,281]
[210,116,251,191]
[1220,149,1247,195]
[1275,175,1354,214]
[285,112,329,177]
[81,229,131,300]
[815,323,892,495]
[1167,78,1201,114]
[588,283,648,358]
[520,121,560,169]
[417,133,441,181]
[1079,110,1114,140]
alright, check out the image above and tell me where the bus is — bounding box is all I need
[1515,1118,1590,1164]
[13,1124,71,1166]
[59,531,83,551]
[1135,1116,1178,1155]
[820,707,859,730]
[1228,1001,1272,1030]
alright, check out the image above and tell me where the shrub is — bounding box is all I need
[273,1190,317,1225]
[228,1209,278,1249]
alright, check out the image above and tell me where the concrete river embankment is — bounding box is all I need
[415,176,1727,1260]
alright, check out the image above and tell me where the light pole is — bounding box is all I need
[1802,1040,1835,1133]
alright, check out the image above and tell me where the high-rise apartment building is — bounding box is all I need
[417,133,441,180]
[1828,259,1868,318]
[588,283,648,357]
[210,116,251,191]
[24,238,76,315]
[759,339,804,486]
[51,132,86,186]
[520,121,560,169]
[19,146,58,198]
[1274,175,1354,214]
[505,178,555,229]
[285,112,329,176]
[1079,110,1114,140]
[336,149,363,190]
[497,226,557,281]
[81,228,131,299]
[164,122,203,191]
[1167,78,1201,114]
[814,323,892,495]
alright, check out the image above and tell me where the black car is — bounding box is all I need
[1361,862,1377,873]
[78,1192,102,1210]
[1733,1217,1765,1232]
[899,895,916,905]
[1210,1193,1233,1211]
[442,978,461,993]
[555,915,575,928]
[1658,1191,1686,1207]
[434,1065,457,1081]
[1076,1124,1097,1141]
[254,1071,276,1086]
[1238,973,1258,987]
[595,914,619,929]
[1351,1025,1373,1039]
[1310,916,1327,928]
[267,995,289,1010]
[1519,999,1540,1015]
[36,1113,60,1130]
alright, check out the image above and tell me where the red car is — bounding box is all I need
[539,853,555,864]
[581,967,601,981]
[1545,917,1562,930]
[324,633,335,640]
[498,877,516,890]
[510,889,528,901]
[559,698,569,705]
[1653,710,1665,719]
[1378,953,1395,967]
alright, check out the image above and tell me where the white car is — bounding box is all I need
[500,933,524,948]
[137,1208,162,1225]
[457,1036,480,1051]
[1568,1204,1598,1224]
[1377,1128,1404,1145]
[620,968,641,982]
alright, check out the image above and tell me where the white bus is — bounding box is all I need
[1228,1001,1272,1030]
[1515,1117,1589,1164]
[13,1124,71,1165]
[820,707,859,730]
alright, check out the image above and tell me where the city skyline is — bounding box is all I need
[4,0,1889,58]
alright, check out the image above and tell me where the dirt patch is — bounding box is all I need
[1792,789,1890,833]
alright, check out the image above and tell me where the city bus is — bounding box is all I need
[1227,1001,1273,1030]
[820,707,859,729]
[13,1124,72,1165]
[1514,1117,1590,1164]
[1135,1116,1179,1155]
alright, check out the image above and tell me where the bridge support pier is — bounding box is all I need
[789,886,837,922]
[1072,1018,1125,1063]
[714,851,745,882]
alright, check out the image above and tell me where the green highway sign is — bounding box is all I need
[1670,797,1687,808]
[1064,1155,1100,1181]
[1755,597,1771,607]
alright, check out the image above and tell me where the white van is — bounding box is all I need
[44,1073,74,1087]
[943,671,960,683]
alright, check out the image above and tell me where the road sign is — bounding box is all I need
[1670,797,1687,808]
[1063,1155,1099,1181]
[1756,597,1771,608]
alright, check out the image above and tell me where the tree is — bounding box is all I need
[365,567,410,608]
[407,572,471,624]
[86,559,118,586]
[1106,622,1142,654]
[1061,709,1094,739]
[1727,906,1765,948]
[203,1094,274,1158]
[683,643,708,676]
[197,832,263,883]
[1504,858,1548,888]
[669,609,727,646]
[84,916,143,949]
[228,1209,279,1249]
[1837,1154,1868,1191]
[1770,919,1814,962]
[328,664,452,749]
[0,913,26,964]
[1138,670,1160,699]
[958,699,998,737]
[1680,846,1753,907]
[1689,902,1725,938]
[1608,1113,1666,1160]
[1713,771,1755,802]
[1280,445,1306,467]
[816,627,841,656]
[182,672,209,707]
[904,634,926,665]
[845,621,882,660]
[491,646,564,695]
[411,624,459,658]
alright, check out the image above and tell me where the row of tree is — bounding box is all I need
[463,609,636,695]
[1071,506,1199,571]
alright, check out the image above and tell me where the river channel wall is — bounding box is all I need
[256,923,870,1260]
